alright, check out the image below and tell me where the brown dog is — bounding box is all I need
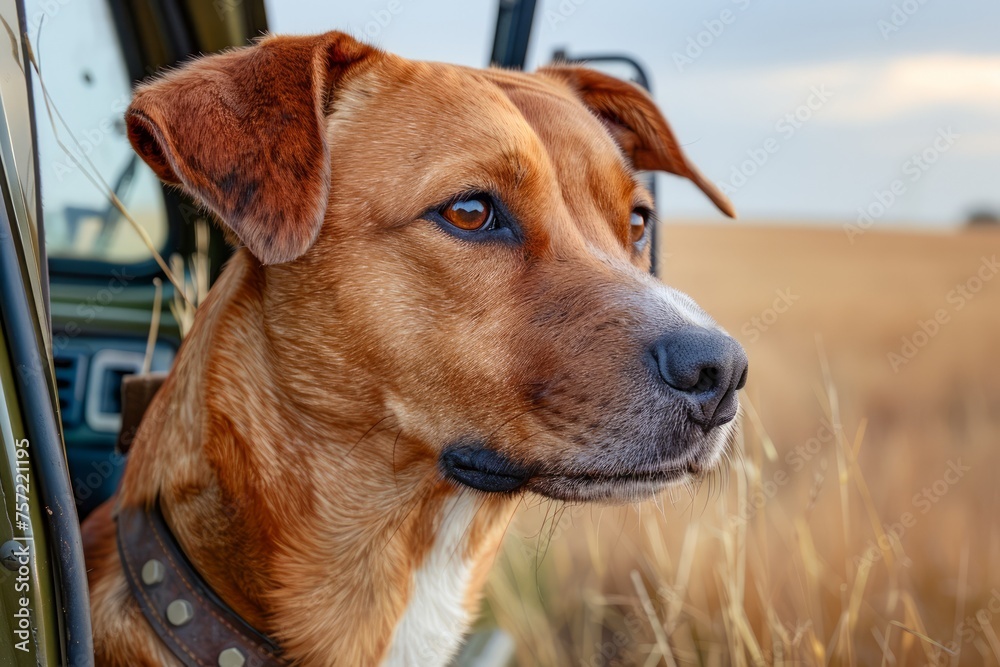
[82,31,746,666]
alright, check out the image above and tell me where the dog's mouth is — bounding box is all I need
[440,445,535,494]
[527,464,699,502]
[440,442,705,503]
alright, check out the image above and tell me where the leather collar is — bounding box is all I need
[117,502,287,667]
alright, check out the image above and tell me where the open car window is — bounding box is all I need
[25,0,168,266]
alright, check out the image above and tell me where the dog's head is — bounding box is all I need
[127,32,747,503]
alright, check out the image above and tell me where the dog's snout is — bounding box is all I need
[647,326,749,429]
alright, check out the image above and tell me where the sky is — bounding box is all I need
[265,0,999,228]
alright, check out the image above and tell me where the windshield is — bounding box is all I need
[25,0,168,265]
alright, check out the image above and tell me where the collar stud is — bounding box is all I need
[167,599,194,626]
[141,559,166,585]
[218,647,246,667]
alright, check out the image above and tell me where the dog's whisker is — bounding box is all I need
[438,488,495,566]
[530,499,551,569]
[534,498,562,574]
[651,491,665,516]
[482,405,546,443]
[346,413,397,457]
[378,468,442,555]
[390,426,404,490]
[539,503,569,568]
[532,498,565,599]
[447,494,493,566]
[615,502,629,550]
[491,493,525,564]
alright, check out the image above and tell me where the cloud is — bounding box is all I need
[732,53,1000,124]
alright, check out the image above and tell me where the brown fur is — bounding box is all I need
[83,31,734,666]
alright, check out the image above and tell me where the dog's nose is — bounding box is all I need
[647,327,748,429]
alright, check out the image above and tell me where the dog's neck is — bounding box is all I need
[120,252,516,666]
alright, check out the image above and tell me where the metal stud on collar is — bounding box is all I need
[218,647,246,667]
[166,599,194,626]
[119,504,287,664]
[141,559,166,585]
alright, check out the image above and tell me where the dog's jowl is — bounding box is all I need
[83,31,747,667]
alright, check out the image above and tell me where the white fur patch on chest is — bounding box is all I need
[381,494,479,667]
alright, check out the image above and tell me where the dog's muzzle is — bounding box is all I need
[439,324,748,501]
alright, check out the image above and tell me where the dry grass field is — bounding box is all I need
[482,223,1000,666]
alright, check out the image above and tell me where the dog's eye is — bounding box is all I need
[630,208,649,244]
[441,197,493,231]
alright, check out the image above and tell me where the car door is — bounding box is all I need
[0,0,91,663]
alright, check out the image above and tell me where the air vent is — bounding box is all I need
[85,349,146,434]
[53,352,88,427]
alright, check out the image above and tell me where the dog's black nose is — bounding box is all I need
[647,326,748,429]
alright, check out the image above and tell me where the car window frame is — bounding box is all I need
[37,0,181,279]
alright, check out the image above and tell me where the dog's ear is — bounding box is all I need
[126,32,376,264]
[539,65,735,218]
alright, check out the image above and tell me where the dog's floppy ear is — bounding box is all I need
[539,65,735,218]
[126,32,376,264]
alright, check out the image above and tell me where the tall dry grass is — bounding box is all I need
[482,224,1000,666]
